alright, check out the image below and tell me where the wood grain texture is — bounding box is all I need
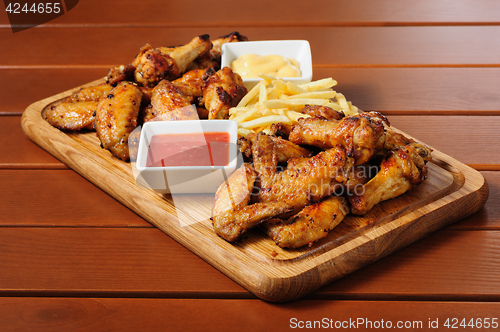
[18,84,488,301]
[389,116,500,167]
[322,68,500,113]
[0,69,107,115]
[0,116,65,168]
[2,67,500,115]
[451,171,500,230]
[1,229,500,300]
[2,27,500,67]
[0,169,150,227]
[0,169,497,229]
[318,229,500,300]
[3,0,500,27]
[0,228,247,297]
[0,298,499,332]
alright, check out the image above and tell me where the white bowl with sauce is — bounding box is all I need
[221,40,313,90]
[134,120,239,194]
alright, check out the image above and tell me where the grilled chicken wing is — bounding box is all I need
[63,84,113,103]
[203,67,247,119]
[187,31,248,71]
[253,133,353,216]
[149,80,192,119]
[173,68,214,105]
[212,163,293,242]
[44,84,114,131]
[43,101,98,131]
[132,35,212,87]
[263,195,350,249]
[289,112,387,165]
[238,132,311,163]
[106,64,135,86]
[348,142,432,215]
[95,82,143,161]
[301,105,345,121]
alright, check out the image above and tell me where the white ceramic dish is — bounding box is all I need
[221,40,313,90]
[134,120,239,194]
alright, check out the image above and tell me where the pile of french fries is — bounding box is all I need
[229,74,361,136]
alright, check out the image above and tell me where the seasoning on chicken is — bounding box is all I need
[63,84,113,103]
[301,105,345,121]
[212,163,293,242]
[187,31,248,71]
[238,132,311,163]
[263,195,350,249]
[106,64,135,86]
[132,35,212,87]
[289,112,387,165]
[203,67,247,119]
[95,82,143,161]
[43,101,98,131]
[252,133,353,216]
[348,141,432,215]
[212,132,353,244]
[149,80,193,120]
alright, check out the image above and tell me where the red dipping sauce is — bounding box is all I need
[146,132,230,167]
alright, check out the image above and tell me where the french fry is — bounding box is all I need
[298,78,337,91]
[229,76,360,135]
[289,90,336,99]
[286,81,308,95]
[237,81,262,107]
[239,115,294,129]
[237,128,254,136]
[259,82,268,102]
[285,110,312,122]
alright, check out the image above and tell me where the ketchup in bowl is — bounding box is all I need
[146,132,230,167]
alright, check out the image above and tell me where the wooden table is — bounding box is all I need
[1,1,500,330]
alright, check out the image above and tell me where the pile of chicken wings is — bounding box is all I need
[41,32,432,250]
[212,110,432,249]
[43,32,248,161]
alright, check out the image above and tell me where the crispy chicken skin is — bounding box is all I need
[252,133,353,216]
[348,142,432,215]
[95,82,143,161]
[203,67,247,119]
[301,105,345,121]
[269,122,294,140]
[173,68,214,106]
[149,80,192,120]
[63,84,113,103]
[187,31,248,71]
[132,35,212,87]
[263,196,350,249]
[106,64,135,86]
[289,112,387,165]
[131,44,173,86]
[238,132,311,163]
[43,101,98,131]
[212,163,293,242]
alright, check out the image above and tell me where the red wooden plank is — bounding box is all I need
[2,0,500,26]
[0,298,499,332]
[1,27,500,67]
[389,116,500,167]
[0,69,106,115]
[0,228,500,300]
[1,68,500,115]
[0,170,150,227]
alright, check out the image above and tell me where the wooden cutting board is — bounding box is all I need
[21,78,489,302]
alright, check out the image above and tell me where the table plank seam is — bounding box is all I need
[3,22,500,28]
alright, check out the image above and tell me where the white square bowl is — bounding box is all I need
[221,40,313,90]
[134,120,239,194]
